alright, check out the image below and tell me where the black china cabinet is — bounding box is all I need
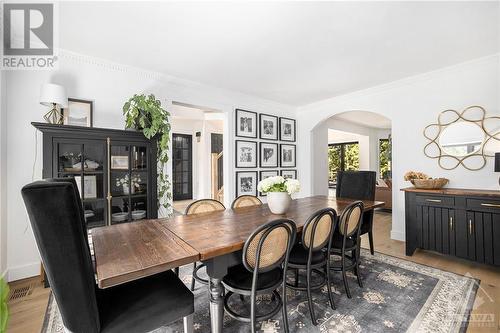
[33,122,158,229]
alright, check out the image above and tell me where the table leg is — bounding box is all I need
[209,277,224,333]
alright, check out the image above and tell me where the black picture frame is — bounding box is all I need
[259,142,279,168]
[280,169,297,180]
[235,109,258,138]
[236,171,258,197]
[280,144,296,167]
[279,117,296,142]
[235,140,257,168]
[259,113,278,141]
[62,98,93,127]
[259,170,279,196]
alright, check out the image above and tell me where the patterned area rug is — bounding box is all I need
[41,250,478,332]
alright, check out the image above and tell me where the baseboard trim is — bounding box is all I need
[7,262,40,282]
[390,229,405,242]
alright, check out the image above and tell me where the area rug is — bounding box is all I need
[41,250,478,332]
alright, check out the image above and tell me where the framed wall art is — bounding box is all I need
[279,117,296,142]
[62,98,93,127]
[235,140,257,168]
[236,171,258,197]
[280,144,296,167]
[259,113,278,141]
[281,169,297,180]
[260,142,278,168]
[235,109,258,138]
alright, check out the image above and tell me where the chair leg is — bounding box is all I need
[282,281,290,333]
[183,313,194,333]
[306,266,317,325]
[190,262,197,291]
[368,230,374,255]
[341,254,351,298]
[355,247,363,288]
[294,268,299,287]
[174,267,179,276]
[324,264,335,310]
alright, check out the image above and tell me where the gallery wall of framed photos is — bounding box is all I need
[234,108,297,198]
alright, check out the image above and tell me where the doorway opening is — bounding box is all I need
[170,102,225,214]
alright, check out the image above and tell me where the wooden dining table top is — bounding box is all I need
[92,195,384,288]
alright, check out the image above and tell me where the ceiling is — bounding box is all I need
[60,2,499,106]
[334,111,392,129]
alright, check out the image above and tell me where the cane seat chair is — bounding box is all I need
[329,201,364,298]
[222,219,296,333]
[286,208,337,325]
[231,195,262,209]
[185,199,226,290]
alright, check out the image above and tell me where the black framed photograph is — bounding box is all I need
[236,171,258,197]
[259,113,278,140]
[259,142,278,168]
[235,140,257,168]
[235,109,258,138]
[280,144,296,167]
[281,169,297,180]
[62,98,93,127]
[279,117,296,142]
[259,170,279,196]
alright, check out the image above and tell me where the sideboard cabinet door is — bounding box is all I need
[467,211,500,265]
[415,204,455,255]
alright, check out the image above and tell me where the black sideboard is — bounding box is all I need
[33,122,158,229]
[403,187,500,266]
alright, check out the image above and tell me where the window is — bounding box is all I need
[379,138,392,179]
[328,142,359,185]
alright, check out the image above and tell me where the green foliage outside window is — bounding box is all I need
[379,139,392,179]
[328,142,359,183]
[1,277,8,333]
[344,143,360,171]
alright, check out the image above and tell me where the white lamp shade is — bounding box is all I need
[39,83,68,108]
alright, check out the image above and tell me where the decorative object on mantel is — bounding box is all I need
[495,152,500,186]
[258,176,300,214]
[39,83,67,124]
[404,171,449,189]
[423,105,500,170]
[123,94,172,213]
[62,98,93,127]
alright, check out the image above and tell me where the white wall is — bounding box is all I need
[0,71,7,278]
[4,50,296,281]
[297,54,500,242]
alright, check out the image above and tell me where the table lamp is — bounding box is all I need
[495,153,500,186]
[39,83,67,124]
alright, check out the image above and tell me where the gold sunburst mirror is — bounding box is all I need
[423,106,500,170]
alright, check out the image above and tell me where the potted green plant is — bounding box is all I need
[123,94,172,213]
[0,277,8,333]
[257,176,300,214]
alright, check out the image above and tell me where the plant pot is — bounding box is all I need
[267,192,291,214]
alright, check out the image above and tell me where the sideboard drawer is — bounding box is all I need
[467,198,500,211]
[416,195,454,206]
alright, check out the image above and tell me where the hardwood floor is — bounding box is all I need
[6,210,500,332]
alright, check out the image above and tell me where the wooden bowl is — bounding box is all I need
[411,178,449,189]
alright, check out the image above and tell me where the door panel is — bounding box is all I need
[441,209,449,254]
[474,212,484,263]
[172,134,193,201]
[455,211,468,259]
[493,213,500,266]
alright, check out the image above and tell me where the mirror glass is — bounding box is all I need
[438,122,484,156]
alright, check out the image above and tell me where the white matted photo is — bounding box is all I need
[259,170,279,196]
[236,171,257,197]
[74,175,97,199]
[279,117,296,142]
[260,142,278,168]
[280,144,296,167]
[235,140,257,168]
[281,169,297,180]
[62,98,93,127]
[111,155,129,169]
[235,109,258,138]
[259,113,278,140]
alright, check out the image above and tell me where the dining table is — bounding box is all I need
[91,195,385,333]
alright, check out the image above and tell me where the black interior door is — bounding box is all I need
[173,134,193,201]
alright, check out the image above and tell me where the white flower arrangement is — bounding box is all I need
[257,176,300,195]
[116,174,142,188]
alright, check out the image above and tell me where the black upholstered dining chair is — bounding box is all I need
[336,170,376,254]
[185,199,226,291]
[286,208,337,325]
[21,179,194,333]
[329,201,365,298]
[222,219,296,333]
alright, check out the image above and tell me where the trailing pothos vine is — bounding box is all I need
[123,94,172,215]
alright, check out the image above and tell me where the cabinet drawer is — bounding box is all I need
[467,198,500,211]
[416,195,454,206]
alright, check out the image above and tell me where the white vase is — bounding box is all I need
[267,192,291,214]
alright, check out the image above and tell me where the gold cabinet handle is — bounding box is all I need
[481,203,500,208]
[426,199,442,203]
[449,217,453,230]
[469,219,473,234]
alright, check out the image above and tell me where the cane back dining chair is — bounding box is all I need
[21,179,195,333]
[231,195,262,209]
[329,200,365,298]
[185,199,226,290]
[286,208,337,325]
[222,219,296,333]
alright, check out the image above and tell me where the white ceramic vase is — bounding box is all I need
[267,191,291,214]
